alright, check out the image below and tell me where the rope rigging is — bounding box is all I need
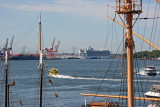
[133,17,160,20]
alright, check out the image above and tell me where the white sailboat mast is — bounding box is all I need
[39,14,43,67]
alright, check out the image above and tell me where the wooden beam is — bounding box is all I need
[107,15,160,51]
[80,93,160,101]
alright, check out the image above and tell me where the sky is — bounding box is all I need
[0,0,160,54]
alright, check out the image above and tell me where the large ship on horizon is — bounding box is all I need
[79,46,111,59]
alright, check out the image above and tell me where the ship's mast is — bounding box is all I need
[116,0,142,107]
[39,14,43,107]
[126,1,134,106]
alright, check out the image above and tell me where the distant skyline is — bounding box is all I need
[0,0,160,54]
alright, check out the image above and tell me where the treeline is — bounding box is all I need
[134,50,160,59]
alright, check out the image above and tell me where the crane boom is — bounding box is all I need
[4,38,9,51]
[51,38,55,50]
[54,41,60,52]
[10,36,14,49]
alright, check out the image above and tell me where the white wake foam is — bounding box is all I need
[50,74,121,81]
[50,74,160,83]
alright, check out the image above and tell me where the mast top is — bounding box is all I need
[39,13,41,23]
[116,0,142,14]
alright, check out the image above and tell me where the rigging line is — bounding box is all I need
[47,75,62,106]
[118,14,126,27]
[133,17,160,20]
[111,21,114,52]
[104,4,117,50]
[132,14,141,27]
[43,69,48,107]
[0,67,5,106]
[106,19,122,97]
[13,16,39,47]
[153,4,160,46]
[92,37,124,102]
[119,16,126,106]
[149,2,158,50]
[141,0,150,57]
[104,19,114,51]
[121,16,128,106]
[149,2,158,65]
[9,71,23,107]
[140,0,150,82]
[134,51,146,107]
[106,55,121,100]
[114,21,119,48]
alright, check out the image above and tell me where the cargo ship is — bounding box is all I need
[11,53,39,60]
[79,46,111,59]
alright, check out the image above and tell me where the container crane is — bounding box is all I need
[44,38,60,59]
[2,39,9,60]
[8,36,14,59]
[54,41,60,52]
[51,38,55,50]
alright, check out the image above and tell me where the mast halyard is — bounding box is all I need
[39,14,43,107]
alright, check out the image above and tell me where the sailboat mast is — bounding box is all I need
[5,51,9,107]
[39,15,42,51]
[126,0,134,106]
[39,14,43,107]
[4,38,9,107]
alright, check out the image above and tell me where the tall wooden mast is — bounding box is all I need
[39,14,43,107]
[126,1,134,106]
[116,0,142,106]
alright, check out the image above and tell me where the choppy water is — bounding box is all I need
[0,59,160,107]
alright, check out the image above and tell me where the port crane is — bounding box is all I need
[1,36,14,60]
[51,38,55,50]
[8,36,14,59]
[44,38,60,59]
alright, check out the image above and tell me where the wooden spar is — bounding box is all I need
[125,1,134,106]
[80,93,160,102]
[107,15,160,51]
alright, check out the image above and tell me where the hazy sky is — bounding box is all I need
[0,0,159,53]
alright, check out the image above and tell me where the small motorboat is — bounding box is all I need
[49,67,59,76]
[145,84,160,98]
[145,66,156,75]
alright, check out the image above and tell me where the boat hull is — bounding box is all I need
[145,91,160,98]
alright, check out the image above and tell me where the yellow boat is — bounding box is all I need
[49,68,59,75]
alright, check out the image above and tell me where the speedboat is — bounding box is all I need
[145,66,156,75]
[49,67,59,76]
[145,85,160,98]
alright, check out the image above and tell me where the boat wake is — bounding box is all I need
[50,74,121,81]
[50,74,160,83]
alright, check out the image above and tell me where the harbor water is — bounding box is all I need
[0,59,160,107]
